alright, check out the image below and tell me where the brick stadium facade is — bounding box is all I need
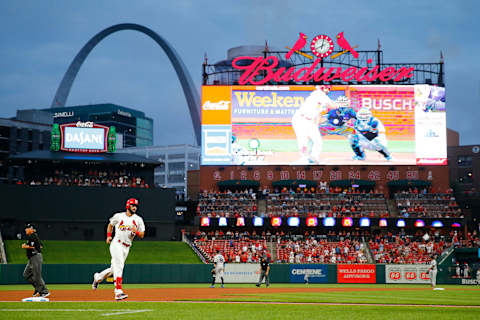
[199,165,449,195]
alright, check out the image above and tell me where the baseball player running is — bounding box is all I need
[291,86,338,164]
[211,250,225,288]
[428,254,438,289]
[92,198,145,300]
[350,108,392,161]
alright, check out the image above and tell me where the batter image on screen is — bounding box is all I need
[91,198,145,300]
[350,108,392,161]
[291,86,338,164]
[319,95,356,138]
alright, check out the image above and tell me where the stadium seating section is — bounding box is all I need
[197,190,461,219]
[395,193,463,218]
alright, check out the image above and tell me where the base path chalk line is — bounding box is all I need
[2,301,480,308]
[0,309,153,316]
[171,300,480,308]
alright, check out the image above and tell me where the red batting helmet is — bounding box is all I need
[126,198,139,210]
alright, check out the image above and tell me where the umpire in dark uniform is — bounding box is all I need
[22,223,49,297]
[255,255,270,287]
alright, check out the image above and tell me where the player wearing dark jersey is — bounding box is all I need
[319,96,356,137]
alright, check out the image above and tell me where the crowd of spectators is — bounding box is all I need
[265,192,388,218]
[197,188,388,218]
[197,189,257,218]
[190,228,478,265]
[369,230,450,264]
[19,169,150,188]
[276,238,368,264]
[193,230,270,263]
[395,190,463,218]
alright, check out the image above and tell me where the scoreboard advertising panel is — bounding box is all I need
[201,85,446,166]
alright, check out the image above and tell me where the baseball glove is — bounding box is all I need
[211,268,216,275]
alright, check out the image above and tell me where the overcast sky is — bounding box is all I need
[0,0,479,146]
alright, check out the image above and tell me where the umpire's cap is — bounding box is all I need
[25,223,35,230]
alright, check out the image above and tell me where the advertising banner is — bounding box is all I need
[337,264,376,283]
[224,263,260,283]
[201,85,447,166]
[289,264,328,283]
[385,264,431,284]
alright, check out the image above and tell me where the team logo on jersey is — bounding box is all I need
[118,219,136,232]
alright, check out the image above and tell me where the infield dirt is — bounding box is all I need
[0,287,442,302]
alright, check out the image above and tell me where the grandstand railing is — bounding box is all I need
[183,234,208,264]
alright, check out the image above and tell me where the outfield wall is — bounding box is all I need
[0,263,470,285]
[0,185,176,241]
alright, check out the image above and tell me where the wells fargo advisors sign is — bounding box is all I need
[337,264,376,283]
[231,32,414,85]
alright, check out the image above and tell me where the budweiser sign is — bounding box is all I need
[231,32,415,85]
[232,57,414,85]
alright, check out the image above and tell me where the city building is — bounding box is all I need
[448,144,480,193]
[42,103,153,148]
[117,144,200,198]
[0,110,52,182]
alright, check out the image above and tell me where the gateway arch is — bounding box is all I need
[51,23,201,145]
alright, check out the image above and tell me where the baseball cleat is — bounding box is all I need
[255,284,260,287]
[221,284,224,288]
[115,293,128,301]
[210,285,215,288]
[40,292,50,298]
[32,290,39,297]
[352,155,365,161]
[92,273,99,290]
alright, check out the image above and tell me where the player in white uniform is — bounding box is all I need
[291,86,338,164]
[428,255,438,289]
[92,198,145,300]
[211,250,225,288]
[350,108,392,161]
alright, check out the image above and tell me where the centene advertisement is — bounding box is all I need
[223,263,260,283]
[290,264,328,283]
[385,264,431,284]
[201,85,447,165]
[337,264,376,283]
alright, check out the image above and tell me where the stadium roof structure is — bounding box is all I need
[203,45,444,86]
[8,150,161,166]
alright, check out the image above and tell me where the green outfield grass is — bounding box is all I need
[238,139,415,153]
[0,284,479,319]
[0,302,479,320]
[4,240,202,264]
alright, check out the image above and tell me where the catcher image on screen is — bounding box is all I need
[291,86,338,164]
[91,198,145,300]
[350,108,392,161]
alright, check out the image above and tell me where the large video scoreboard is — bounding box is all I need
[201,85,446,166]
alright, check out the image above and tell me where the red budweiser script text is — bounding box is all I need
[232,56,414,85]
[337,264,376,283]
